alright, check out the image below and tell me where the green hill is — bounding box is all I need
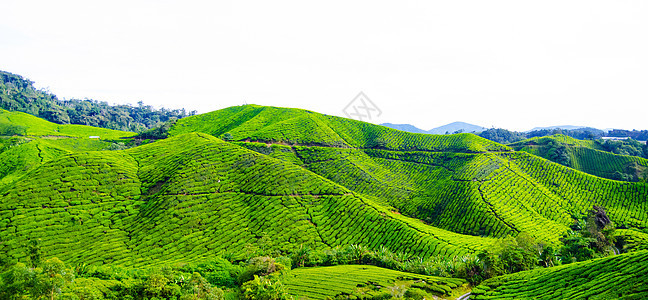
[169,105,510,152]
[0,109,134,186]
[0,109,134,139]
[3,106,647,269]
[1,105,647,299]
[471,250,648,299]
[282,264,466,299]
[0,132,497,268]
[510,134,648,181]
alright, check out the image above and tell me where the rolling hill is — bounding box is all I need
[2,106,647,266]
[471,250,648,299]
[510,134,648,181]
[169,106,648,242]
[0,132,498,268]
[1,104,647,299]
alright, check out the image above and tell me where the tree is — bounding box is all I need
[222,132,233,141]
[0,262,34,299]
[559,206,616,264]
[241,275,290,300]
[182,272,224,300]
[32,257,74,300]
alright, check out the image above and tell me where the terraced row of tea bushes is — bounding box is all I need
[128,133,346,197]
[282,265,465,299]
[169,105,511,152]
[471,250,648,299]
[0,151,142,266]
[616,229,648,252]
[295,147,505,236]
[234,141,304,166]
[474,155,572,243]
[125,135,497,259]
[0,137,119,187]
[0,133,495,268]
[293,146,570,242]
[511,135,648,181]
[503,152,648,229]
[295,147,418,206]
[569,146,648,181]
[0,109,134,139]
[350,152,516,238]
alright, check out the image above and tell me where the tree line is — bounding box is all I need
[0,70,196,133]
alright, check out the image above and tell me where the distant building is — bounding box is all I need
[89,136,100,139]
[602,137,630,141]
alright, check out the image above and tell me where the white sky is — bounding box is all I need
[1,0,647,131]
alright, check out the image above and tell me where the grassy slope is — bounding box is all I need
[1,105,646,274]
[236,144,648,245]
[170,106,648,246]
[510,134,648,181]
[169,105,510,152]
[0,133,497,267]
[0,109,134,139]
[0,109,133,187]
[471,250,648,299]
[282,265,465,299]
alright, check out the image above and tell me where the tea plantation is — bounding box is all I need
[169,105,510,152]
[282,265,465,299]
[510,134,648,181]
[1,104,647,299]
[0,132,498,268]
[0,109,134,139]
[471,250,648,299]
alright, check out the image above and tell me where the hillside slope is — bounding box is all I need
[471,250,648,299]
[171,106,648,244]
[0,109,133,186]
[1,105,647,272]
[0,133,497,267]
[510,134,648,181]
[169,105,510,153]
[0,109,134,139]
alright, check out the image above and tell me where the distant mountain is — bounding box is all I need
[381,121,486,135]
[379,123,427,134]
[427,121,486,135]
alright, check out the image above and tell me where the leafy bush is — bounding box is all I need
[241,275,290,300]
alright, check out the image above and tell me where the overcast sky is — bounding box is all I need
[2,0,647,131]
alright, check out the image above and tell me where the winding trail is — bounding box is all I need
[457,292,471,300]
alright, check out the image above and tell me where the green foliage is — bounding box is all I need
[169,105,510,153]
[511,134,648,181]
[136,118,177,139]
[478,128,526,144]
[559,206,617,264]
[471,250,648,299]
[0,70,195,132]
[181,257,240,288]
[181,272,224,300]
[0,109,134,139]
[241,275,290,300]
[0,257,74,300]
[281,265,464,299]
[238,257,285,285]
[616,229,648,253]
[476,233,548,281]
